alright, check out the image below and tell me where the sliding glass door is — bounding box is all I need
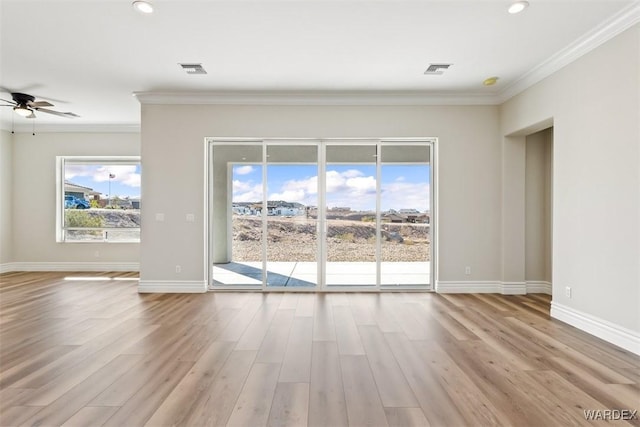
[209,139,434,291]
[265,144,319,288]
[380,145,431,288]
[325,143,378,288]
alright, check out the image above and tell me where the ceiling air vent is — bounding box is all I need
[179,63,207,75]
[424,63,452,75]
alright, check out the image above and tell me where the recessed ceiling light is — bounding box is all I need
[483,77,499,86]
[508,1,529,14]
[132,1,154,14]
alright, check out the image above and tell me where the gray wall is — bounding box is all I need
[525,128,553,283]
[501,24,639,333]
[140,105,502,285]
[0,130,12,266]
[10,132,140,266]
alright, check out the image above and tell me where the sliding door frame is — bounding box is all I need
[206,137,437,292]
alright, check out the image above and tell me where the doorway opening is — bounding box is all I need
[207,139,436,291]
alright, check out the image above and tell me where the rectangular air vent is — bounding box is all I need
[179,63,207,74]
[424,63,452,75]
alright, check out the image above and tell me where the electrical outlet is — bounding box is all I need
[94,250,100,258]
[465,266,471,275]
[565,286,571,298]
[175,265,181,273]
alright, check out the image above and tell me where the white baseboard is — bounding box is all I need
[436,281,502,293]
[526,281,552,295]
[138,280,207,293]
[501,282,527,295]
[437,281,529,295]
[0,262,139,273]
[551,302,640,356]
[0,263,16,274]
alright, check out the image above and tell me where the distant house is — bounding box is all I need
[233,201,305,216]
[382,213,406,223]
[399,208,420,215]
[64,181,101,201]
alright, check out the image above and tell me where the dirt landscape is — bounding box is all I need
[232,216,430,262]
[64,209,140,241]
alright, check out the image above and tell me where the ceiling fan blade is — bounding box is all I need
[0,84,43,95]
[34,107,79,118]
[0,98,16,105]
[28,100,54,107]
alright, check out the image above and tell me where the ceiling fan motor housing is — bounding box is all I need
[12,92,35,107]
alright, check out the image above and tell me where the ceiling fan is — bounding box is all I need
[0,92,79,119]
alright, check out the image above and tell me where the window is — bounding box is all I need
[57,157,141,242]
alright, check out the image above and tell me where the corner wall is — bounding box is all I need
[501,24,640,351]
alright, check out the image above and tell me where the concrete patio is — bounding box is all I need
[212,261,431,288]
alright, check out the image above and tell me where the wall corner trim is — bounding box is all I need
[501,282,527,295]
[526,281,552,295]
[551,302,640,356]
[138,280,208,293]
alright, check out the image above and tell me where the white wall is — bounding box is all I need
[140,105,502,286]
[0,130,12,266]
[501,25,639,335]
[11,132,140,268]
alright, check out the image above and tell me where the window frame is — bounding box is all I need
[56,156,141,243]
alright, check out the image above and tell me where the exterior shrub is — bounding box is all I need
[65,211,105,228]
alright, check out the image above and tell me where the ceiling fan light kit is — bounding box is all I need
[13,106,32,117]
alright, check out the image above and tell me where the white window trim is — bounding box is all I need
[56,156,141,243]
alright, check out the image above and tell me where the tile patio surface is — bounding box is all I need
[212,261,431,287]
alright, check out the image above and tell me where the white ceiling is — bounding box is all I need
[1,0,638,130]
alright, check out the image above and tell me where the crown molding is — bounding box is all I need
[133,90,500,106]
[3,5,637,133]
[1,123,140,134]
[497,1,640,103]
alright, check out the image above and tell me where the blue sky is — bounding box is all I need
[65,164,141,198]
[233,164,430,212]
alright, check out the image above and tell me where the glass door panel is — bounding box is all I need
[380,145,431,288]
[211,144,264,287]
[325,144,378,287]
[265,145,319,288]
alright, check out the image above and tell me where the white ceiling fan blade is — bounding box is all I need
[28,100,54,107]
[34,107,79,118]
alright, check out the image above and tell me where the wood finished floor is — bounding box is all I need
[0,272,638,427]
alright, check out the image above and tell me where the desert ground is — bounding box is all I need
[232,215,430,262]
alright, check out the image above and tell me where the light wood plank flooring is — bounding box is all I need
[0,272,638,426]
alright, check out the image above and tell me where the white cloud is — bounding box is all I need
[381,182,430,212]
[233,170,429,212]
[234,165,255,175]
[65,164,140,188]
[233,180,263,203]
